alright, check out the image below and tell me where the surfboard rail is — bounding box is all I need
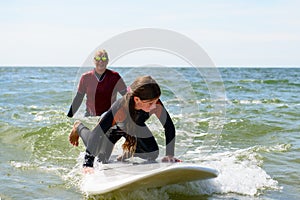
[81,162,218,195]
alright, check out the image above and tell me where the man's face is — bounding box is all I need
[94,52,108,70]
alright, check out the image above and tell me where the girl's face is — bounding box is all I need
[134,97,159,112]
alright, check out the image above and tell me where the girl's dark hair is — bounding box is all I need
[121,76,161,156]
[130,75,161,100]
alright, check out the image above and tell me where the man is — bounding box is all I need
[67,49,126,117]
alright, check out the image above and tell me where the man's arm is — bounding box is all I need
[67,92,84,117]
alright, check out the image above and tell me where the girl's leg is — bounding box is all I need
[97,126,125,163]
[71,122,95,167]
[76,123,92,147]
[74,123,109,167]
[69,121,93,147]
[82,124,124,164]
[75,123,125,166]
[85,124,106,156]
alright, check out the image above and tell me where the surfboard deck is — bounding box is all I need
[81,161,218,195]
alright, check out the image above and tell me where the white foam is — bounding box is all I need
[185,147,281,196]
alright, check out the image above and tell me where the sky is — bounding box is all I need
[0,0,300,67]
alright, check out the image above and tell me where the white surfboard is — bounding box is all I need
[81,161,218,195]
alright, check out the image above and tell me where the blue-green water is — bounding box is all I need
[0,67,299,200]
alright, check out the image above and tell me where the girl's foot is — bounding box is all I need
[69,120,81,146]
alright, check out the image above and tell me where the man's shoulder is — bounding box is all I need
[106,69,121,78]
[81,69,94,78]
[106,69,119,75]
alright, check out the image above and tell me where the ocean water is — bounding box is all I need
[0,66,299,200]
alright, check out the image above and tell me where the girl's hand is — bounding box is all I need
[161,155,182,163]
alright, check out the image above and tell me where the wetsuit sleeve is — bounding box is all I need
[116,76,127,96]
[98,109,115,133]
[67,92,84,117]
[154,100,176,156]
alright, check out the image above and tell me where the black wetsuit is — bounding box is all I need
[77,98,176,167]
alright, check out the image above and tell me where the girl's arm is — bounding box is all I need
[153,99,176,156]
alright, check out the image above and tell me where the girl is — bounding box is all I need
[69,76,180,170]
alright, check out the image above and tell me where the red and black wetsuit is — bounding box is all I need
[67,69,126,117]
[77,98,176,166]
